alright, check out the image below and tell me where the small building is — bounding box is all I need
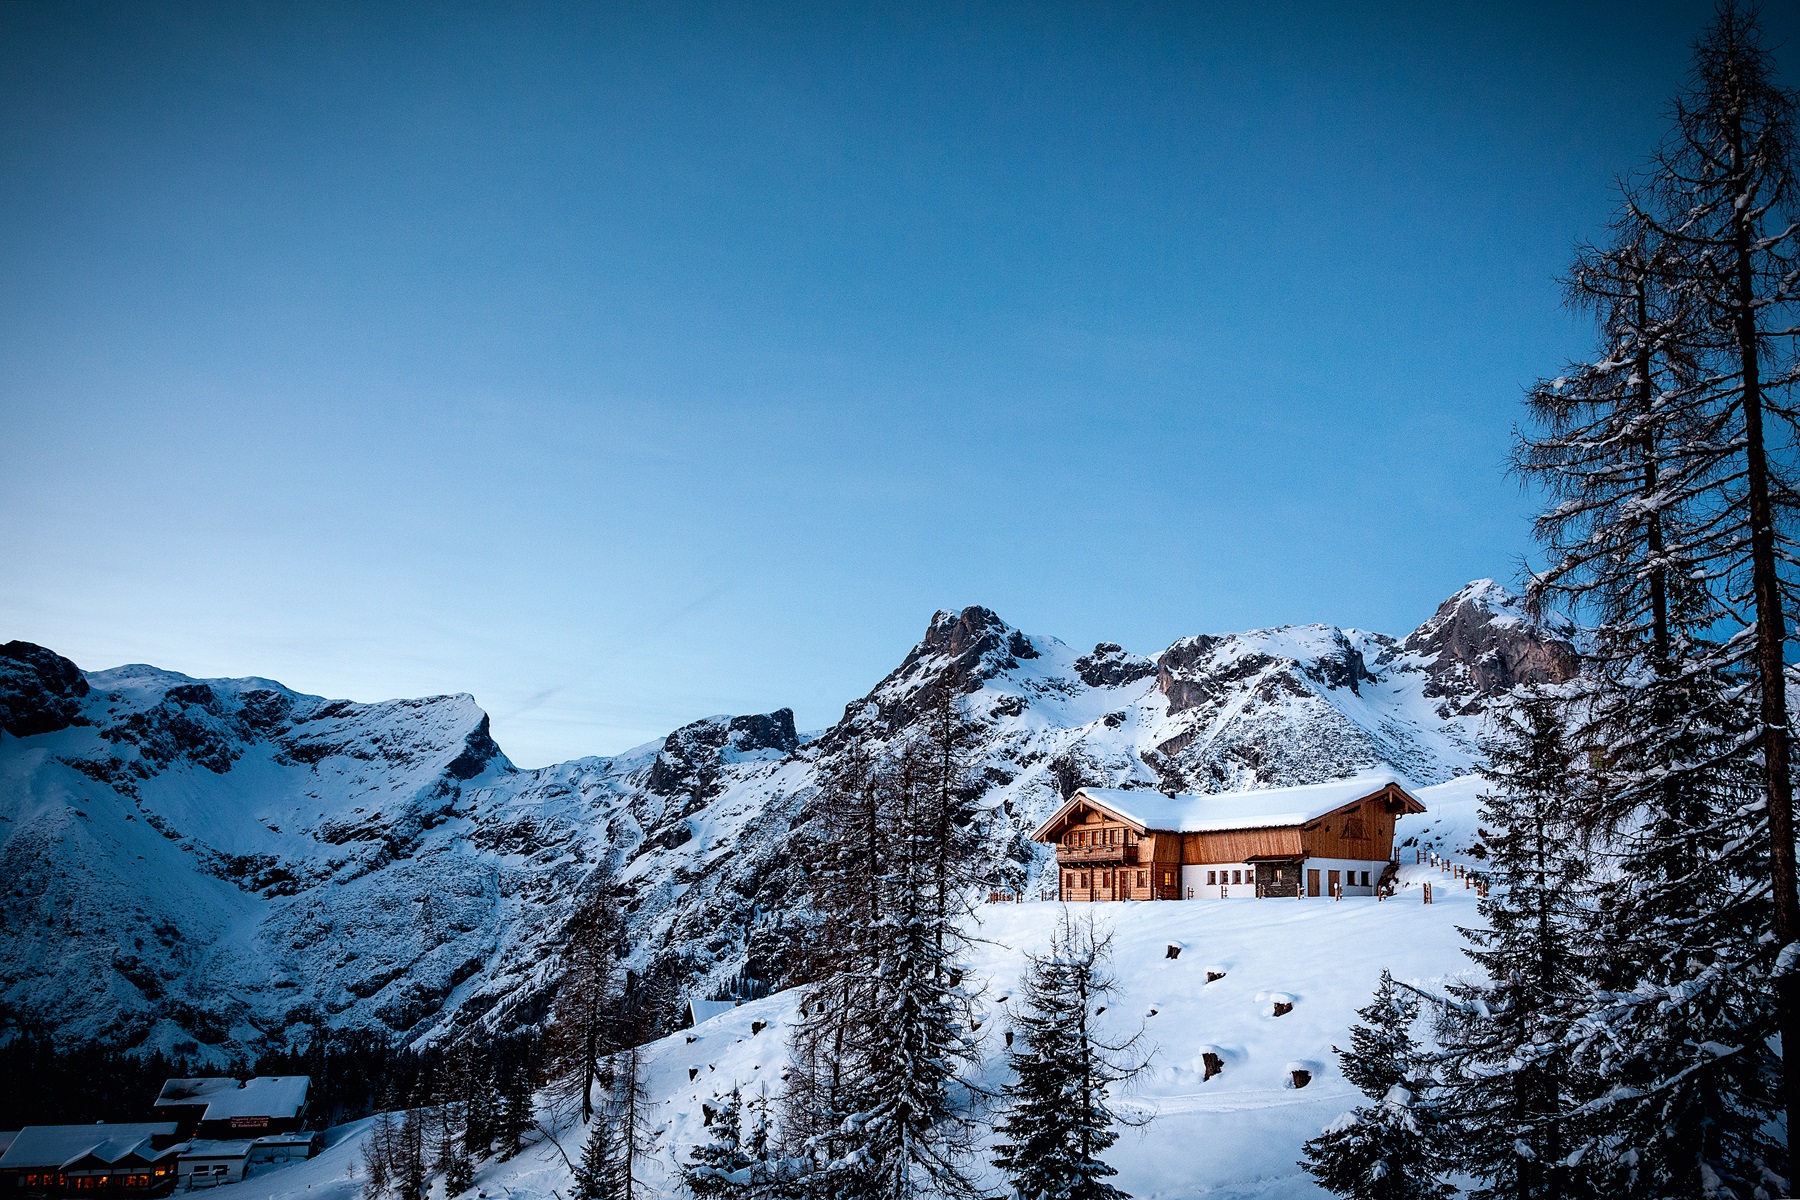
[1031,773,1426,901]
[685,999,740,1028]
[0,1123,181,1197]
[245,1133,320,1169]
[171,1130,319,1189]
[152,1078,310,1141]
[173,1142,248,1189]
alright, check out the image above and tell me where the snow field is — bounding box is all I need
[204,782,1488,1200]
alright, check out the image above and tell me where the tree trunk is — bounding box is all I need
[1726,102,1800,1159]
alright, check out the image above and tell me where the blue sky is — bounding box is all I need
[5,1,1794,766]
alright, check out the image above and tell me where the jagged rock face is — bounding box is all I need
[0,641,90,737]
[1073,643,1157,689]
[646,710,798,798]
[1396,580,1578,713]
[847,606,1037,735]
[0,580,1574,1060]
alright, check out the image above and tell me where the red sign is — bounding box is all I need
[229,1117,270,1131]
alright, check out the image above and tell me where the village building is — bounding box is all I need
[685,999,741,1028]
[171,1144,247,1190]
[0,1123,182,1197]
[151,1078,310,1142]
[1031,773,1426,901]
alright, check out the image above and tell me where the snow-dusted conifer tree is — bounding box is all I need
[992,913,1143,1200]
[362,1110,397,1200]
[685,1088,754,1199]
[783,698,987,1200]
[834,723,986,1200]
[1611,3,1800,1142]
[573,1113,618,1200]
[546,885,625,1124]
[434,1097,474,1196]
[1517,80,1784,1193]
[784,739,887,1194]
[1299,971,1450,1200]
[604,1046,657,1200]
[496,1051,535,1161]
[1433,690,1595,1200]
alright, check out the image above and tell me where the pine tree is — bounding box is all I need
[782,703,989,1200]
[1513,18,1789,1184]
[434,1099,475,1197]
[1433,691,1595,1200]
[1612,3,1800,1145]
[362,1110,397,1200]
[992,913,1143,1200]
[1300,972,1451,1200]
[546,886,625,1124]
[573,1113,619,1200]
[496,1049,535,1161]
[685,1088,754,1199]
[606,1046,657,1200]
[396,1107,428,1200]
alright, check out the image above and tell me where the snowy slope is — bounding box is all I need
[0,582,1564,1059]
[183,781,1495,1200]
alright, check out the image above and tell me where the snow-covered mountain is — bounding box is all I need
[0,581,1572,1060]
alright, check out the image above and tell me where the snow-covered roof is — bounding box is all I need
[0,1124,179,1170]
[155,1078,239,1107]
[179,1140,252,1160]
[687,999,739,1027]
[249,1133,317,1148]
[1033,772,1423,839]
[154,1077,309,1121]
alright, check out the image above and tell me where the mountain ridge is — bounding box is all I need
[0,580,1573,1060]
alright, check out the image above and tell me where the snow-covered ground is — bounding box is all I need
[202,780,1491,1200]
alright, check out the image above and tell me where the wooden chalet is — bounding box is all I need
[1030,774,1426,901]
[0,1124,181,1198]
[152,1078,309,1141]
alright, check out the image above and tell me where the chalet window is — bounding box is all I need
[1206,870,1217,885]
[1162,871,1173,886]
[1361,871,1371,886]
[1137,870,1147,888]
[1344,818,1366,839]
[1233,870,1244,884]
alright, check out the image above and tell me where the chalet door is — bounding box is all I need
[1328,869,1341,897]
[1307,868,1321,897]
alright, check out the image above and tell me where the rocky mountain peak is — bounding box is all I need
[0,640,90,737]
[1396,579,1578,710]
[849,606,1041,735]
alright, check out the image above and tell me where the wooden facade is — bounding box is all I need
[1048,812,1183,902]
[1033,781,1425,902]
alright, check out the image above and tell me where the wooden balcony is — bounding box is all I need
[1055,844,1137,865]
